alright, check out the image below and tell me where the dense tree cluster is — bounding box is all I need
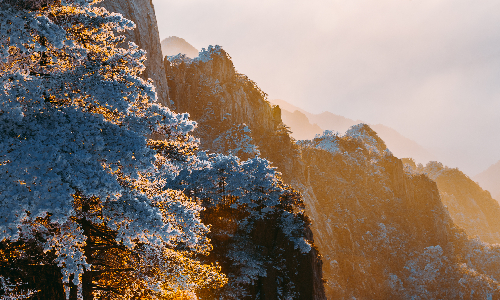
[0,0,311,299]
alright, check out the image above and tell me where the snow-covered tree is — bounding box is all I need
[0,0,224,298]
[169,152,311,299]
[212,124,260,160]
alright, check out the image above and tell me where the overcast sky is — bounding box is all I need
[151,0,500,176]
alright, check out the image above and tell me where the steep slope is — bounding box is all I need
[100,0,170,106]
[161,36,199,58]
[405,161,500,244]
[300,129,500,298]
[165,46,500,299]
[475,160,500,201]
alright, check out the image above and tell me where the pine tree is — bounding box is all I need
[0,0,224,298]
[169,152,312,299]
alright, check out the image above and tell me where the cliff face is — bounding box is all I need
[165,47,281,146]
[165,46,500,299]
[100,0,170,106]
[298,128,454,298]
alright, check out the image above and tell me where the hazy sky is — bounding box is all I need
[152,0,500,176]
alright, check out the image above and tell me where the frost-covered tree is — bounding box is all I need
[0,0,224,298]
[169,152,312,299]
[212,124,260,160]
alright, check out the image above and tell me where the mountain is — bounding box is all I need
[270,99,360,135]
[161,36,199,58]
[165,45,500,299]
[371,124,435,164]
[270,99,435,164]
[405,160,500,244]
[474,160,500,201]
[165,47,326,299]
[100,0,170,106]
[280,109,323,140]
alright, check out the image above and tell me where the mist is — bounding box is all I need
[152,0,500,175]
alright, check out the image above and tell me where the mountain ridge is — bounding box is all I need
[165,44,500,299]
[474,160,500,201]
[161,36,199,58]
[270,99,435,164]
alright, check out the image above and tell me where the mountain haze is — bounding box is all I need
[270,99,435,164]
[161,36,199,58]
[474,160,500,201]
[280,109,323,140]
[270,99,361,134]
[371,124,435,164]
[165,44,500,299]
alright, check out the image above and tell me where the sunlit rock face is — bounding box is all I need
[100,0,170,106]
[165,47,286,160]
[298,127,500,298]
[165,44,500,299]
[298,127,451,298]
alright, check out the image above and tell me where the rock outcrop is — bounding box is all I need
[100,0,170,106]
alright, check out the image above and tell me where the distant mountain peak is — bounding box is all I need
[271,98,434,164]
[161,36,199,58]
[474,160,500,200]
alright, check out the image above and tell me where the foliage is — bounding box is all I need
[169,152,312,299]
[0,0,225,298]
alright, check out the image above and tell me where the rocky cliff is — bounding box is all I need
[100,0,170,106]
[165,46,500,299]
